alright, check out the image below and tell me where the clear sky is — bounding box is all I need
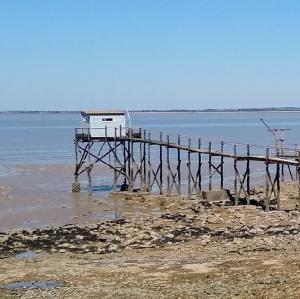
[0,0,299,110]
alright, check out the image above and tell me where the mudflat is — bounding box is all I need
[1,181,300,298]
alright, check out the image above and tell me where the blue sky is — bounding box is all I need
[0,0,299,110]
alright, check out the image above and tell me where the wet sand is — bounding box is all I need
[0,161,297,232]
[0,164,162,232]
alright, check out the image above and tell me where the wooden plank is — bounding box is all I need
[128,137,298,166]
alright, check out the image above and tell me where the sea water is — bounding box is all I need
[1,111,300,165]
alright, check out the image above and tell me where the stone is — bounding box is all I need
[290,211,299,217]
[107,244,118,253]
[202,189,230,202]
[98,234,115,242]
[164,233,175,239]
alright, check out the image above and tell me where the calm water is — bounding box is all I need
[0,111,300,165]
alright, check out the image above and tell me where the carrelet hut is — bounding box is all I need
[80,110,126,138]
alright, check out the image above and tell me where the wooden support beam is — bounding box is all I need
[139,128,143,190]
[143,130,147,191]
[177,135,181,195]
[113,127,117,191]
[130,131,134,190]
[265,148,270,211]
[234,145,238,205]
[127,129,132,191]
[246,144,250,204]
[276,159,281,210]
[198,138,202,195]
[188,138,191,199]
[220,141,224,189]
[147,131,151,192]
[298,151,300,209]
[159,132,163,195]
[208,141,212,190]
[87,137,93,195]
[123,140,127,183]
[167,134,170,196]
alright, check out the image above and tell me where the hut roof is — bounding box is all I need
[81,110,125,116]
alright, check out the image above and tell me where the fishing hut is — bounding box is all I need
[73,109,135,193]
[76,110,126,140]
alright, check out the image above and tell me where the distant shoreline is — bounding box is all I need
[1,107,300,114]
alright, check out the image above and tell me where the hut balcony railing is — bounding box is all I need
[75,127,142,141]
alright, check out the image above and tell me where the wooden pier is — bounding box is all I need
[73,127,300,211]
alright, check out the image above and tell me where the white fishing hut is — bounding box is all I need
[80,110,126,138]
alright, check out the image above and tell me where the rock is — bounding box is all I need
[107,244,118,253]
[164,233,175,239]
[202,189,230,202]
[98,234,115,242]
[290,211,299,217]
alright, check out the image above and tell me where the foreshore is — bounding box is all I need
[1,181,300,298]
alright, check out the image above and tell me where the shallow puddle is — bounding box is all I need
[15,250,38,259]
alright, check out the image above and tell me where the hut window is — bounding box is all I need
[101,117,114,122]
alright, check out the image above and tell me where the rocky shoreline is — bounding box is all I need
[1,192,300,259]
[2,182,300,298]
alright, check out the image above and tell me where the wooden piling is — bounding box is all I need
[130,129,134,190]
[177,135,181,195]
[198,138,202,195]
[246,144,250,204]
[276,159,281,210]
[113,127,117,191]
[147,131,151,192]
[220,141,224,189]
[234,145,238,205]
[265,148,270,212]
[143,130,147,191]
[208,141,212,190]
[167,135,170,196]
[188,138,191,199]
[298,151,300,209]
[159,132,163,195]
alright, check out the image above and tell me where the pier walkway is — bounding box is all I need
[73,127,300,211]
